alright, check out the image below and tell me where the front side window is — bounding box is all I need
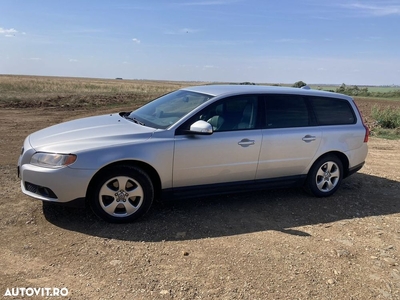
[265,94,310,129]
[129,90,213,129]
[309,96,356,125]
[177,95,259,133]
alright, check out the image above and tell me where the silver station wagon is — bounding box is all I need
[18,85,369,222]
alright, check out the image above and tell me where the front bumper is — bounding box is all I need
[19,163,95,203]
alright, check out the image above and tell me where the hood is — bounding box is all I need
[29,113,156,153]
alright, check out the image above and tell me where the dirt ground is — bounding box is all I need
[0,99,399,299]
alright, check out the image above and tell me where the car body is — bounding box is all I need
[18,85,369,222]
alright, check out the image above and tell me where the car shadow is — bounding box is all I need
[43,173,400,242]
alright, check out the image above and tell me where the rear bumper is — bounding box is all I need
[346,161,365,178]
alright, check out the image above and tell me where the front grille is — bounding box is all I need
[25,182,57,199]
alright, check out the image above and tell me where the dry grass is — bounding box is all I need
[0,75,204,109]
[2,76,400,140]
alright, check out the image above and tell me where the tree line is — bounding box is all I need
[293,81,400,98]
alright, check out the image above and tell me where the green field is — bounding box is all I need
[311,85,400,93]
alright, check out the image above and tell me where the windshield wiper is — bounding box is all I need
[124,115,146,126]
[119,112,146,125]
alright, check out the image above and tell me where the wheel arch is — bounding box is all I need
[86,160,162,201]
[312,151,349,178]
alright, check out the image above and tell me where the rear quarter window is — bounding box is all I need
[309,96,356,125]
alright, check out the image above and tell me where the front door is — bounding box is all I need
[173,95,262,187]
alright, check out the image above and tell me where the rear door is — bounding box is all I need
[256,94,322,179]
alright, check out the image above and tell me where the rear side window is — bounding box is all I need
[265,94,310,129]
[310,96,356,125]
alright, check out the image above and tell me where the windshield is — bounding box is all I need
[128,90,214,129]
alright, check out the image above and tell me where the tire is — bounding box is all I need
[305,155,343,197]
[89,165,154,223]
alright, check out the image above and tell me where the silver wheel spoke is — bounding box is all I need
[317,180,326,190]
[103,200,119,215]
[116,177,130,190]
[326,161,335,172]
[325,180,334,191]
[125,186,144,214]
[99,184,116,197]
[331,168,339,178]
[127,185,144,199]
[124,201,140,215]
[316,168,326,177]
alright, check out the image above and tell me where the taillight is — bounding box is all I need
[353,100,369,143]
[363,124,369,143]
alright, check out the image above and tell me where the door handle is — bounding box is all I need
[238,138,255,147]
[302,135,316,143]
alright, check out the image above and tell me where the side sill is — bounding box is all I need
[161,175,307,201]
[41,197,86,208]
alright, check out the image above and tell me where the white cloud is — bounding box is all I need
[180,28,199,34]
[0,27,17,37]
[178,0,240,6]
[275,39,308,43]
[30,58,41,61]
[69,59,78,62]
[165,28,201,35]
[0,27,17,34]
[344,3,400,16]
[132,38,141,44]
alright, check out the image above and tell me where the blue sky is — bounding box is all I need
[1,0,399,85]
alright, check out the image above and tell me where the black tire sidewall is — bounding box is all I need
[89,166,154,223]
[307,155,343,197]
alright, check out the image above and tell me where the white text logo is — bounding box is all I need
[4,287,69,297]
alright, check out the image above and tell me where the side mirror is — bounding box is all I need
[188,120,213,135]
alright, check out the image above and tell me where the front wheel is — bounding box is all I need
[89,165,154,223]
[306,155,343,197]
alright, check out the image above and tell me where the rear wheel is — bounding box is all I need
[89,165,154,223]
[306,155,343,197]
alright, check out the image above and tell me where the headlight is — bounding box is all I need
[30,153,77,168]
